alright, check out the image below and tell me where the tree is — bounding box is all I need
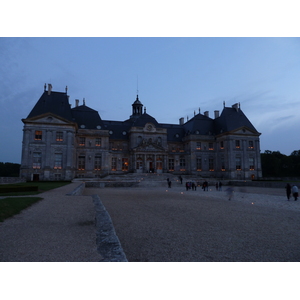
[0,162,20,177]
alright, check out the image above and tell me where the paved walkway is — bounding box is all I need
[0,183,103,262]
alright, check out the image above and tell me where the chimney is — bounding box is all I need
[232,103,239,112]
[75,99,79,107]
[214,110,219,119]
[179,117,184,125]
[204,111,209,117]
[47,84,52,95]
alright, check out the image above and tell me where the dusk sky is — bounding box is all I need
[1,37,300,163]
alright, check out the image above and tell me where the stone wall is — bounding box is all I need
[0,177,26,184]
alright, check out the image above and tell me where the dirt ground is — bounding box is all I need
[84,185,300,262]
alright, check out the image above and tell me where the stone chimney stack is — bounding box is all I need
[75,99,79,107]
[214,110,219,119]
[204,111,209,117]
[179,117,184,125]
[47,84,52,95]
[232,103,239,112]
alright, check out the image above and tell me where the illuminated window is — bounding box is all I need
[209,143,214,150]
[221,156,225,171]
[220,141,224,149]
[196,157,202,171]
[56,131,63,142]
[156,156,163,170]
[35,130,42,140]
[235,140,240,149]
[122,158,129,171]
[95,138,101,147]
[209,158,214,171]
[78,155,85,170]
[33,152,41,169]
[168,159,174,171]
[94,155,101,170]
[111,157,117,171]
[180,158,185,171]
[79,137,85,146]
[248,141,254,149]
[54,153,62,169]
[236,156,241,170]
[196,142,201,150]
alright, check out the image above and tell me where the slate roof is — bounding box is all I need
[26,89,259,140]
[27,91,73,121]
[130,112,159,127]
[102,120,132,140]
[183,113,215,135]
[160,124,185,142]
[214,107,259,134]
[71,105,105,129]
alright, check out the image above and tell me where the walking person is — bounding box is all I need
[192,182,195,191]
[179,175,183,184]
[225,187,234,201]
[215,182,219,191]
[285,183,292,201]
[291,184,298,201]
[219,181,222,191]
[186,181,189,191]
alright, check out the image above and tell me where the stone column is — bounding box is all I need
[66,130,73,168]
[45,129,52,168]
[21,128,31,168]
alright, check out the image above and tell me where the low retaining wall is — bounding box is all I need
[66,183,86,196]
[0,177,26,184]
[228,180,298,189]
[92,194,127,262]
[85,181,139,188]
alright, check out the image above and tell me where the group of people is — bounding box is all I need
[285,183,299,201]
[186,181,197,191]
[169,177,299,203]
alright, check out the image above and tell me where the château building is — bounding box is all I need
[20,84,262,181]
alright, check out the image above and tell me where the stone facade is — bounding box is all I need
[20,85,262,181]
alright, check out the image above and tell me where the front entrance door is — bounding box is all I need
[148,161,154,173]
[33,174,39,181]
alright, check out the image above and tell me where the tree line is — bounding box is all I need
[0,162,21,177]
[261,150,300,178]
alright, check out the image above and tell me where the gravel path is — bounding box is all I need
[84,185,300,262]
[0,183,102,262]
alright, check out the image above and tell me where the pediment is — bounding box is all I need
[230,126,261,136]
[133,141,165,152]
[23,113,75,125]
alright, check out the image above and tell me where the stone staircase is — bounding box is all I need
[78,172,226,188]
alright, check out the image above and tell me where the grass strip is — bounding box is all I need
[0,181,71,196]
[0,197,43,222]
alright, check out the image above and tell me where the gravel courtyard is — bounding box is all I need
[84,186,300,262]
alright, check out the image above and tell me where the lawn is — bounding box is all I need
[0,181,71,222]
[0,197,43,222]
[0,181,71,196]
